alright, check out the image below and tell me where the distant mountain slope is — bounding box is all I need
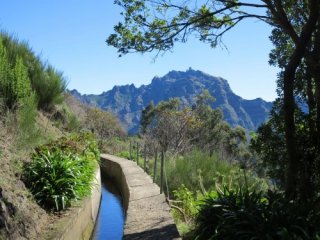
[70,69,272,134]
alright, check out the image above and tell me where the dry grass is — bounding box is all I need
[64,92,89,123]
[37,111,63,139]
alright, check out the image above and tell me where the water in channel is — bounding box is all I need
[91,177,125,240]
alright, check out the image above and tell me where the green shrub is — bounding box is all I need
[38,132,100,159]
[0,36,42,149]
[117,150,132,159]
[24,150,95,211]
[66,112,80,132]
[165,151,268,196]
[23,133,99,211]
[0,32,67,112]
[194,188,320,240]
[116,149,141,162]
[161,151,270,237]
[84,108,126,139]
[0,37,33,110]
[172,185,199,223]
[33,65,67,111]
[16,92,40,149]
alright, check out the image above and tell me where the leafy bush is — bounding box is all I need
[24,150,95,211]
[33,65,67,111]
[117,150,133,160]
[165,151,268,196]
[99,136,133,155]
[110,136,145,159]
[16,92,40,149]
[66,112,81,131]
[38,132,100,158]
[172,185,199,223]
[194,188,320,240]
[23,133,99,211]
[84,108,126,139]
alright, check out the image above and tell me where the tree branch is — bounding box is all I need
[273,0,299,44]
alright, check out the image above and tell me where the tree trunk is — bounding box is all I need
[313,26,320,150]
[315,76,320,149]
[283,67,298,198]
[298,62,317,200]
[307,24,320,200]
[305,63,316,144]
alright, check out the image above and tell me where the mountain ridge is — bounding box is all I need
[70,69,272,134]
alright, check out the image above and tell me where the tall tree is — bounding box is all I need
[252,9,320,199]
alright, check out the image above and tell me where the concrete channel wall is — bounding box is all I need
[40,166,102,240]
[100,154,181,240]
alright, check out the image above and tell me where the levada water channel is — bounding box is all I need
[91,176,125,240]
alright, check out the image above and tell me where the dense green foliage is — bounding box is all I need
[0,38,34,110]
[158,151,268,234]
[194,189,320,240]
[0,32,67,112]
[23,133,99,211]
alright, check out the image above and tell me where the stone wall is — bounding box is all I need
[100,154,181,240]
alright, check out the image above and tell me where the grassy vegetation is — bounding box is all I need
[113,142,271,237]
[165,151,268,195]
[161,151,268,236]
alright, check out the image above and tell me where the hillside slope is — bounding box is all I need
[71,69,272,134]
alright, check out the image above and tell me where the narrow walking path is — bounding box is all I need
[100,154,181,240]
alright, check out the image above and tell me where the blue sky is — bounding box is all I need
[0,0,278,101]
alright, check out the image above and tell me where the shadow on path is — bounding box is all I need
[123,224,180,240]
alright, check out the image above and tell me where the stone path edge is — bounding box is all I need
[100,154,181,240]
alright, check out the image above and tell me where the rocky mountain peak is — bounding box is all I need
[71,69,272,134]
